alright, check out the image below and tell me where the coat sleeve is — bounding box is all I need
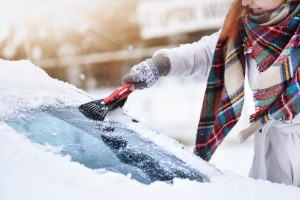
[153,30,221,78]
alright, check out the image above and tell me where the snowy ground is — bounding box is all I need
[1,60,300,200]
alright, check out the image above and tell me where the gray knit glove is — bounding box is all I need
[122,54,171,89]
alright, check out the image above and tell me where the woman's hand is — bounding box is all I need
[122,54,171,89]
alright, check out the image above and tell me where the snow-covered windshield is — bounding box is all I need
[6,107,209,184]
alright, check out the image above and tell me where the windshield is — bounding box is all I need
[6,107,209,184]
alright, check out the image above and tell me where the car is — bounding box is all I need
[1,60,210,185]
[1,60,299,200]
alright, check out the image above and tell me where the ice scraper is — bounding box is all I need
[79,82,135,121]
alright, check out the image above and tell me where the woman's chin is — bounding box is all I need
[251,8,265,15]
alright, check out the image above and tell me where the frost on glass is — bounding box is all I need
[7,108,209,184]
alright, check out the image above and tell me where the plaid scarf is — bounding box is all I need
[195,1,300,161]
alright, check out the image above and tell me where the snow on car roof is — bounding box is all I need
[0,60,91,120]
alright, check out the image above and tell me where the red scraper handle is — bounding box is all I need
[103,82,135,105]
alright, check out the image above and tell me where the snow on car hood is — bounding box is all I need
[0,60,91,120]
[1,60,300,200]
[1,122,300,200]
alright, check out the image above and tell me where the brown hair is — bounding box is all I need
[220,0,247,48]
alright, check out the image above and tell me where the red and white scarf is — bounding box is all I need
[195,1,300,161]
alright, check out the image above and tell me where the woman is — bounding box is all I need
[123,0,300,186]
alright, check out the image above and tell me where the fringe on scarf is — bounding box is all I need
[238,120,262,143]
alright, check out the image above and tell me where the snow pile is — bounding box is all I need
[1,60,300,200]
[0,60,91,120]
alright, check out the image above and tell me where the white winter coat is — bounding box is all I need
[154,31,300,187]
